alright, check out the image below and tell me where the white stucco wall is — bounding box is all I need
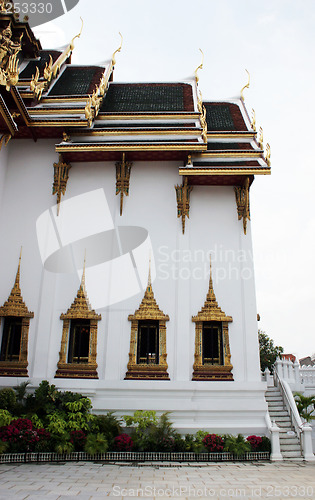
[0,139,268,434]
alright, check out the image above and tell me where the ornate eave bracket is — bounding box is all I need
[0,25,22,91]
[52,154,71,216]
[234,177,250,235]
[175,176,193,234]
[116,152,132,216]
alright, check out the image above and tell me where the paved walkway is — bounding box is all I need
[0,461,314,499]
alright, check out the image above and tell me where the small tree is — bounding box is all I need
[258,330,284,373]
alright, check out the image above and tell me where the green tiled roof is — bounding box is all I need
[20,51,61,79]
[207,143,240,150]
[204,104,235,131]
[100,84,186,112]
[48,67,98,96]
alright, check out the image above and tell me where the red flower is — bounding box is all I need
[114,433,133,451]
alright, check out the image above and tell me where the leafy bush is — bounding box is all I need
[294,393,315,422]
[202,434,224,452]
[84,433,108,455]
[0,440,8,454]
[0,388,16,412]
[223,434,251,456]
[92,412,122,444]
[0,409,14,427]
[65,398,94,431]
[257,436,271,453]
[114,433,133,451]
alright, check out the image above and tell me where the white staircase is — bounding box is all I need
[265,387,303,460]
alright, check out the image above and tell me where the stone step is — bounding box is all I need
[269,415,290,421]
[282,451,303,458]
[268,410,289,417]
[281,443,301,453]
[265,396,282,402]
[267,401,285,408]
[280,438,299,445]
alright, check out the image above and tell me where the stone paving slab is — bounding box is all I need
[0,461,314,499]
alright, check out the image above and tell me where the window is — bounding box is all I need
[125,272,169,380]
[67,319,90,364]
[137,320,159,365]
[0,317,22,362]
[202,321,223,365]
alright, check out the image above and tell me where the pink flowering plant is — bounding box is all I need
[246,435,263,451]
[114,433,133,452]
[0,418,51,452]
[202,433,224,452]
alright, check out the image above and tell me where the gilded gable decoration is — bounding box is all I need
[192,259,233,381]
[175,176,193,234]
[116,152,132,216]
[125,261,169,380]
[0,250,34,377]
[234,176,250,235]
[52,154,71,216]
[55,258,101,379]
[0,24,22,90]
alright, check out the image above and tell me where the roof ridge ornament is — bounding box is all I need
[194,48,204,84]
[240,69,250,101]
[51,17,84,79]
[112,32,123,67]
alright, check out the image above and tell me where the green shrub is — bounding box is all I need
[92,412,122,447]
[223,434,251,456]
[84,433,108,455]
[46,411,67,435]
[0,440,8,454]
[0,388,16,412]
[65,398,94,431]
[0,409,14,427]
[294,393,315,422]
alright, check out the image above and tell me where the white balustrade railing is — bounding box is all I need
[274,359,315,461]
[300,365,315,388]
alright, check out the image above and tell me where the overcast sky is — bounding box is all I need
[34,0,315,359]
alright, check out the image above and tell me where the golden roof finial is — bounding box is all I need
[70,17,84,50]
[148,252,152,289]
[112,32,123,66]
[207,255,216,302]
[194,48,204,84]
[240,69,250,101]
[80,250,86,293]
[15,246,22,287]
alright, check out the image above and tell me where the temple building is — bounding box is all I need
[0,4,271,435]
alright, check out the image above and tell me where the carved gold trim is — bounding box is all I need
[125,263,169,380]
[0,25,22,90]
[56,143,207,153]
[197,90,207,143]
[251,108,256,132]
[234,176,250,234]
[28,107,86,115]
[56,259,101,379]
[265,143,271,166]
[52,154,71,216]
[175,176,193,234]
[179,168,270,176]
[0,133,11,150]
[0,250,34,377]
[258,126,263,149]
[198,151,263,158]
[116,152,132,216]
[192,259,233,381]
